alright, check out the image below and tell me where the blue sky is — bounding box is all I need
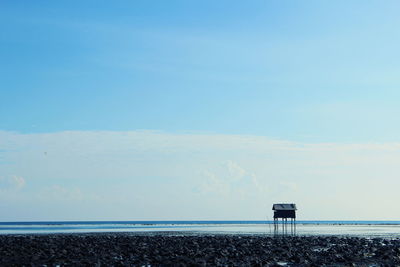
[2,0,400,142]
[1,1,400,220]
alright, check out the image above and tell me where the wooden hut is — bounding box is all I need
[272,203,296,219]
[272,203,297,230]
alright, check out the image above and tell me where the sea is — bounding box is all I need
[1,221,400,238]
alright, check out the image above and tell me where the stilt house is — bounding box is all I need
[272,203,297,219]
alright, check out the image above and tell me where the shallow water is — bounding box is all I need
[1,221,400,238]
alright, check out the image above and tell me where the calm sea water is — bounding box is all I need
[1,221,400,237]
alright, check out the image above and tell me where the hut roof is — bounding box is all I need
[272,203,297,210]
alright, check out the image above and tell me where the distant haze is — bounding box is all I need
[1,130,399,221]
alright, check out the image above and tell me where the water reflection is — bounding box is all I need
[274,219,296,236]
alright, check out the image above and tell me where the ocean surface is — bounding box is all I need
[1,221,400,238]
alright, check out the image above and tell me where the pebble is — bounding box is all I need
[0,234,399,266]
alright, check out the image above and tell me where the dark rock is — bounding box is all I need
[0,233,399,265]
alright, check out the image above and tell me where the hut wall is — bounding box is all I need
[274,210,296,219]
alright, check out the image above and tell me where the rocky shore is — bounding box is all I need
[1,233,399,266]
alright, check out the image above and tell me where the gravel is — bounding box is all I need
[0,233,399,266]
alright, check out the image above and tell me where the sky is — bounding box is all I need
[1,1,400,221]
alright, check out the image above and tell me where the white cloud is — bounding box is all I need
[196,161,269,198]
[11,175,26,189]
[1,130,400,220]
[226,160,246,180]
[38,185,84,201]
[0,175,25,190]
[197,170,230,196]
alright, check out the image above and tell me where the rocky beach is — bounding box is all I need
[1,233,400,266]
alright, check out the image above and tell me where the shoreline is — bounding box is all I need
[1,232,399,266]
[2,223,400,238]
[2,220,400,225]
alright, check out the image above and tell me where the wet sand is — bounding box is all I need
[1,233,399,266]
